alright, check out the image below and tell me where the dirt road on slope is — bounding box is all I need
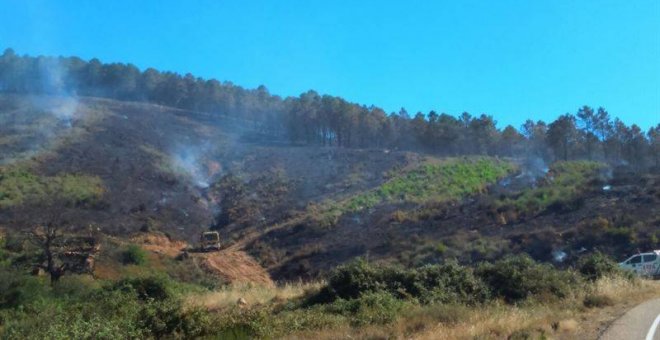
[193,250,274,287]
[134,232,274,287]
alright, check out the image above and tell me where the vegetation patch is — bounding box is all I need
[476,254,581,303]
[346,157,515,211]
[576,251,630,282]
[493,160,604,217]
[0,165,104,208]
[121,244,148,266]
[583,294,614,308]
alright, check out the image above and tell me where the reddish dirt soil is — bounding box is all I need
[132,232,274,286]
[194,250,275,287]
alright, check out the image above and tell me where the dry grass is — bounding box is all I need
[185,280,324,311]
[407,303,556,340]
[285,278,660,340]
[591,275,638,300]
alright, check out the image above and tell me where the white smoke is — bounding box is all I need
[170,143,222,189]
[552,249,567,263]
[50,97,79,127]
[36,57,80,126]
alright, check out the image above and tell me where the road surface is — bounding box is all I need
[600,298,660,340]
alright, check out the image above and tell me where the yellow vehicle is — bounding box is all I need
[200,231,221,251]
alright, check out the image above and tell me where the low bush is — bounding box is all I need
[576,251,623,281]
[313,259,489,305]
[326,291,405,326]
[138,299,213,338]
[414,261,490,304]
[476,254,580,303]
[111,275,174,301]
[122,244,148,265]
[0,269,47,308]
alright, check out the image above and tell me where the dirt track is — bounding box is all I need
[134,232,274,287]
[194,250,274,287]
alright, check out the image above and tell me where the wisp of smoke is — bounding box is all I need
[552,249,567,263]
[36,57,80,126]
[50,97,79,127]
[171,143,222,188]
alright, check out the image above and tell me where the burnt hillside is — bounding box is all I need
[0,94,657,283]
[0,94,417,242]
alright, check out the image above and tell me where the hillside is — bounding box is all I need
[1,94,658,285]
[0,94,417,240]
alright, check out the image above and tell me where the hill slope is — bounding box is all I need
[0,94,421,241]
[1,94,658,283]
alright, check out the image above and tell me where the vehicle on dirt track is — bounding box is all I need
[619,250,660,279]
[200,231,221,252]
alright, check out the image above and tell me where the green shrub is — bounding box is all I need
[476,254,579,303]
[415,261,490,304]
[576,251,621,281]
[122,244,148,265]
[313,259,489,306]
[326,291,405,326]
[0,268,48,308]
[138,299,213,339]
[112,275,174,301]
[314,260,393,302]
[0,288,145,339]
[213,306,271,338]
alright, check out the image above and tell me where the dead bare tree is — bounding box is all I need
[29,222,68,285]
[16,198,99,286]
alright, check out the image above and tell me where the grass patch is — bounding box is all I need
[0,165,104,208]
[494,160,604,216]
[346,157,516,211]
[304,157,517,228]
[583,294,614,308]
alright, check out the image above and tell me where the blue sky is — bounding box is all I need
[1,0,658,130]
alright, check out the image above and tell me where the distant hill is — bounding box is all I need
[1,49,658,169]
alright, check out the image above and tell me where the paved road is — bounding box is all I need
[601,298,660,340]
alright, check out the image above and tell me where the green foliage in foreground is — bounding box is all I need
[576,251,632,282]
[314,259,490,305]
[0,271,214,340]
[476,255,580,302]
[0,250,635,339]
[347,157,516,211]
[312,252,634,308]
[0,166,104,208]
[495,160,604,215]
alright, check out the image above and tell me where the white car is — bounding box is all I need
[619,250,660,279]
